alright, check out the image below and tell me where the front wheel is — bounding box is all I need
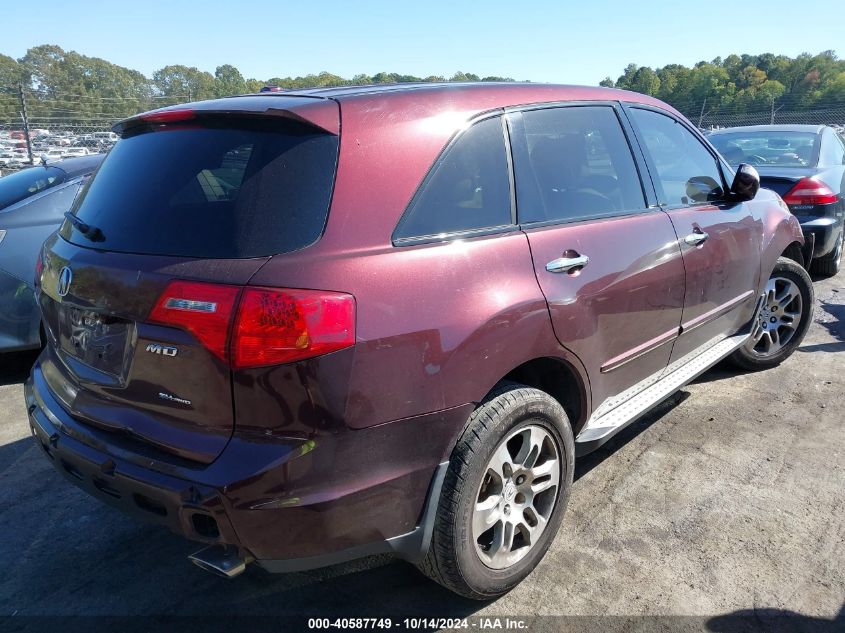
[417,382,574,600]
[729,256,814,371]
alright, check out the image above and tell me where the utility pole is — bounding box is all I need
[18,83,34,166]
[697,98,707,128]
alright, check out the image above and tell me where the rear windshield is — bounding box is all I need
[709,131,819,168]
[0,166,66,210]
[61,117,338,258]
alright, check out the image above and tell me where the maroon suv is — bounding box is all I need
[27,83,813,599]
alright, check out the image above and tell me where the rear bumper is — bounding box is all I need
[796,215,843,259]
[25,361,469,570]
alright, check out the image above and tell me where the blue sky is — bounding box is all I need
[2,0,841,84]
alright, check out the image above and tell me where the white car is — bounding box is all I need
[42,150,66,163]
[62,147,90,158]
[92,131,120,143]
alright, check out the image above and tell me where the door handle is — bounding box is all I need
[684,230,709,246]
[546,254,590,273]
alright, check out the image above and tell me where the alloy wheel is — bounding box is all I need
[745,276,804,357]
[473,424,560,570]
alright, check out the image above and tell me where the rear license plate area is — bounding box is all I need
[57,304,132,377]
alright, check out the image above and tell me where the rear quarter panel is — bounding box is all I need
[244,232,590,438]
[757,188,805,283]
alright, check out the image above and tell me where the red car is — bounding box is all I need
[27,83,812,599]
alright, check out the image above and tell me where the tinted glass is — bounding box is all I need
[0,166,66,210]
[516,106,645,223]
[394,116,511,241]
[62,117,338,258]
[708,130,819,168]
[631,109,725,206]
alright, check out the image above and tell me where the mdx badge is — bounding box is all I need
[145,343,179,357]
[57,266,73,297]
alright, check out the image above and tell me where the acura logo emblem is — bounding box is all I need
[57,266,73,297]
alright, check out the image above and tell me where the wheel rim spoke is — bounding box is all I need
[486,444,512,480]
[473,499,501,536]
[523,507,547,544]
[529,459,559,494]
[777,286,798,309]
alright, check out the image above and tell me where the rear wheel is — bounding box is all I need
[417,382,574,600]
[729,257,813,371]
[811,227,843,277]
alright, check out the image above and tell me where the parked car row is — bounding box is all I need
[2,84,839,600]
[0,129,117,171]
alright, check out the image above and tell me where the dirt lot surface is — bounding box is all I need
[0,270,843,631]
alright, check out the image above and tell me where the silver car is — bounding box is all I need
[0,155,103,352]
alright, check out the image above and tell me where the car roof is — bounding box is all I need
[133,82,676,122]
[262,81,665,107]
[709,124,826,135]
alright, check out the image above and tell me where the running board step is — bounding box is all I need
[575,333,749,455]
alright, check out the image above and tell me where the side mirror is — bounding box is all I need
[685,176,723,203]
[730,163,760,201]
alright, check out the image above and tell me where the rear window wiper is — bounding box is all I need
[64,211,105,242]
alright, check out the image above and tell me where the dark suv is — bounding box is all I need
[27,83,813,599]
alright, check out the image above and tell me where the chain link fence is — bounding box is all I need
[670,97,845,133]
[0,87,192,174]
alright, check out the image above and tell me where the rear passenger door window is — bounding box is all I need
[393,116,512,242]
[627,108,726,206]
[510,105,647,224]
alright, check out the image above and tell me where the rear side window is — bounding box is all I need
[513,106,646,224]
[0,166,66,210]
[820,129,845,167]
[393,116,512,242]
[629,108,725,206]
[62,117,338,258]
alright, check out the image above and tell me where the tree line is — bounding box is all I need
[2,45,843,127]
[601,51,845,119]
[0,44,513,125]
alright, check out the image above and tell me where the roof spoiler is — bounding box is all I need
[113,96,340,137]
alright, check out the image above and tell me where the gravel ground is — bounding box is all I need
[0,269,843,631]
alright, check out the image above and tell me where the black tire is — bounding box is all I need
[811,227,843,277]
[729,256,814,371]
[417,382,575,600]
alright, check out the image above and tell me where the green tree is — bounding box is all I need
[152,65,216,102]
[450,71,480,82]
[0,54,24,124]
[214,64,246,97]
[628,66,660,95]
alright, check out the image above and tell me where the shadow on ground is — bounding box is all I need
[0,438,483,621]
[706,603,845,632]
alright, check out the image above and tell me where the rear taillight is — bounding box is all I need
[232,287,355,369]
[139,109,196,124]
[149,281,241,362]
[782,178,838,206]
[148,281,355,369]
